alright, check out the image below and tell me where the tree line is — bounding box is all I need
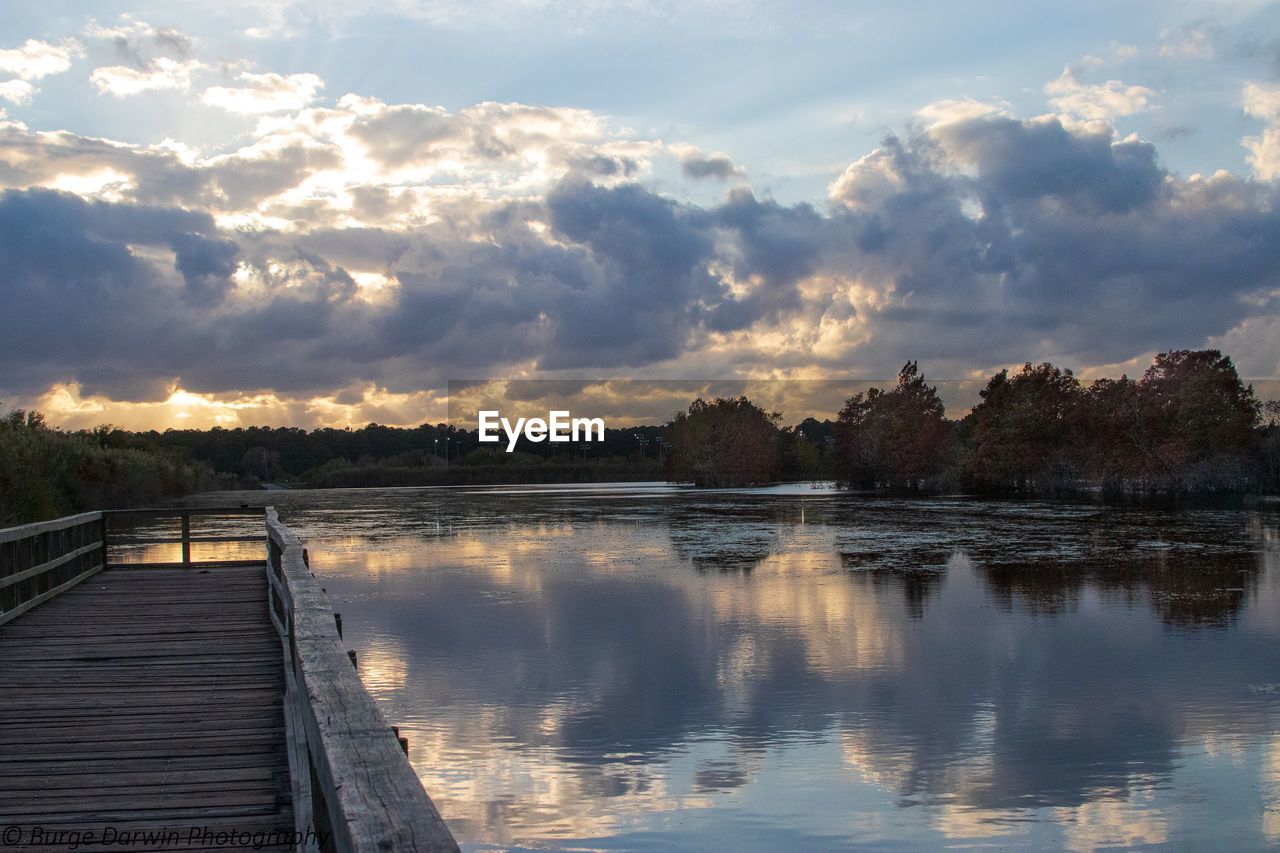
[3,347,1277,525]
[0,415,668,524]
[663,350,1280,495]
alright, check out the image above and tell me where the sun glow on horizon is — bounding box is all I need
[29,382,448,432]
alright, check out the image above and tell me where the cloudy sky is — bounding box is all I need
[2,0,1279,429]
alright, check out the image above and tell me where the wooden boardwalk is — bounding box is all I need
[0,507,459,852]
[0,561,294,846]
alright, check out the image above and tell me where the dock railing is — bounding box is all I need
[266,507,459,853]
[1,506,268,627]
[105,505,266,565]
[0,511,107,626]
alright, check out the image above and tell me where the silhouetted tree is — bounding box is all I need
[1078,375,1144,493]
[664,397,782,487]
[1260,400,1280,494]
[964,362,1082,491]
[1129,349,1259,490]
[835,362,953,489]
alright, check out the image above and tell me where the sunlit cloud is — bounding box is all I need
[90,57,205,96]
[1243,82,1280,180]
[0,38,81,80]
[32,381,450,431]
[47,167,133,200]
[0,37,82,105]
[84,18,194,63]
[37,383,286,430]
[0,80,35,106]
[202,71,324,114]
[916,98,1013,129]
[1045,68,1157,122]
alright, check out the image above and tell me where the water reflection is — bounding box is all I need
[183,487,1280,850]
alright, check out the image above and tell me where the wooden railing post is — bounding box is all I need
[100,513,110,570]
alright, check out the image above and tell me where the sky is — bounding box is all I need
[1,0,1279,430]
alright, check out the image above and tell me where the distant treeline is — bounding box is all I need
[663,349,1280,495]
[0,415,671,524]
[2,348,1277,525]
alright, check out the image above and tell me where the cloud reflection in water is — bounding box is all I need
[240,487,1280,850]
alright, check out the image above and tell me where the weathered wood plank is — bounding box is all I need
[3,803,291,822]
[1,781,285,807]
[0,698,284,715]
[109,556,265,565]
[0,750,287,772]
[0,700,284,719]
[0,628,276,645]
[103,507,265,518]
[0,636,279,655]
[0,762,282,787]
[108,534,265,546]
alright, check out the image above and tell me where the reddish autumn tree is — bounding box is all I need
[1128,349,1259,489]
[835,362,954,490]
[969,350,1261,494]
[1260,400,1280,494]
[1078,375,1144,492]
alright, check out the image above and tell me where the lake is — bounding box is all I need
[186,484,1280,851]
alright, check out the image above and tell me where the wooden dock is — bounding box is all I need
[0,508,459,852]
[0,561,293,840]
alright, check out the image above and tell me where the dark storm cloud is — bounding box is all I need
[708,190,829,329]
[0,189,234,398]
[38,183,730,399]
[827,115,1280,372]
[170,231,239,302]
[542,177,727,367]
[680,151,740,181]
[940,116,1166,213]
[100,22,194,71]
[0,185,216,244]
[567,154,639,178]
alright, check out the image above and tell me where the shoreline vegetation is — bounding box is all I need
[3,349,1278,526]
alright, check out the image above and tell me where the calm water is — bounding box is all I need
[187,484,1280,851]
